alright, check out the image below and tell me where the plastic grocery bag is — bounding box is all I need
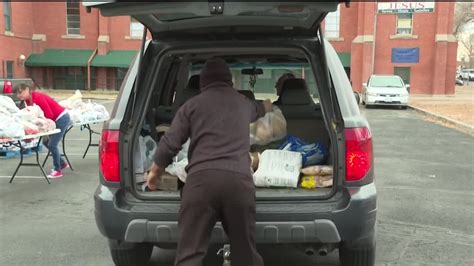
[279,135,328,166]
[20,121,40,135]
[143,135,157,171]
[91,103,110,120]
[250,106,287,146]
[0,95,19,113]
[59,90,82,108]
[68,110,82,124]
[0,114,25,139]
[0,106,11,116]
[253,149,302,188]
[165,139,190,183]
[301,165,333,176]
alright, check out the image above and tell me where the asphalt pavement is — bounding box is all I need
[0,103,473,266]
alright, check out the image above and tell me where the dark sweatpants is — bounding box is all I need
[174,169,263,266]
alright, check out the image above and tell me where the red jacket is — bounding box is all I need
[26,91,66,121]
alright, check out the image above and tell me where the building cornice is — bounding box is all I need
[352,35,374,43]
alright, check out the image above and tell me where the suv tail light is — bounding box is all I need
[99,130,120,182]
[345,127,372,182]
[3,81,12,94]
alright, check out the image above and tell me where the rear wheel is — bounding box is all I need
[353,92,360,104]
[109,239,153,266]
[400,105,408,110]
[339,235,375,266]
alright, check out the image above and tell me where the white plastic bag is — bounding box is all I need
[81,111,99,123]
[0,114,25,139]
[250,106,287,146]
[0,106,11,116]
[165,158,188,183]
[22,105,44,119]
[91,103,110,120]
[68,90,82,101]
[143,135,157,171]
[253,149,302,188]
[0,95,19,114]
[165,139,190,183]
[68,110,82,124]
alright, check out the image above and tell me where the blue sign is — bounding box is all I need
[392,48,419,63]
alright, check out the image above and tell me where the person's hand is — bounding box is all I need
[262,99,273,113]
[145,163,164,191]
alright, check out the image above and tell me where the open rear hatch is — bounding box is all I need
[84,1,341,39]
[88,1,347,199]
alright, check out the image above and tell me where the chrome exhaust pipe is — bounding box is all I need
[305,247,315,256]
[318,246,328,256]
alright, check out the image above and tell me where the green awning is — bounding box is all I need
[25,49,93,67]
[91,50,137,68]
[337,52,351,68]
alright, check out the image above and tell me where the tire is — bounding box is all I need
[353,92,360,104]
[400,106,408,110]
[109,239,153,266]
[339,236,375,266]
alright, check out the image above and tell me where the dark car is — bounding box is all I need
[0,78,35,108]
[86,2,376,266]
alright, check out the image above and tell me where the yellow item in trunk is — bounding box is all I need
[300,175,333,189]
[301,176,317,189]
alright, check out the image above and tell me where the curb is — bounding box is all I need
[408,105,474,135]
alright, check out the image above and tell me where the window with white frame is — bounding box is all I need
[396,13,413,35]
[130,17,144,38]
[325,6,340,38]
[66,0,80,35]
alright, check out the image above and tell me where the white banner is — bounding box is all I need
[378,2,435,14]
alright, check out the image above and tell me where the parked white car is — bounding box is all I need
[459,69,474,81]
[361,75,409,109]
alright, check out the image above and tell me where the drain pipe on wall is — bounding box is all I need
[87,48,98,91]
[371,5,378,74]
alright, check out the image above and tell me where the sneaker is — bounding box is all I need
[48,170,63,179]
[61,162,70,170]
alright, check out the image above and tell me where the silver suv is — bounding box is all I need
[87,2,376,266]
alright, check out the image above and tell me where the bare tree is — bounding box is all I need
[454,2,474,67]
[454,2,474,38]
[459,33,474,68]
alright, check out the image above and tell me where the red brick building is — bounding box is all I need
[0,1,142,91]
[1,1,457,95]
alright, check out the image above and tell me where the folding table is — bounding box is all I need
[1,129,61,184]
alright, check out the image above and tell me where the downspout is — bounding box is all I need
[86,9,100,91]
[371,5,378,74]
[87,49,97,91]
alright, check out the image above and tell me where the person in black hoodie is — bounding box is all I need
[146,58,271,266]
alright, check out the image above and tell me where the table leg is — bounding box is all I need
[9,140,24,184]
[9,138,50,184]
[83,124,92,158]
[62,125,74,170]
[42,150,50,167]
[36,137,50,184]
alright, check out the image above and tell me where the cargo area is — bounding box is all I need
[131,51,336,198]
